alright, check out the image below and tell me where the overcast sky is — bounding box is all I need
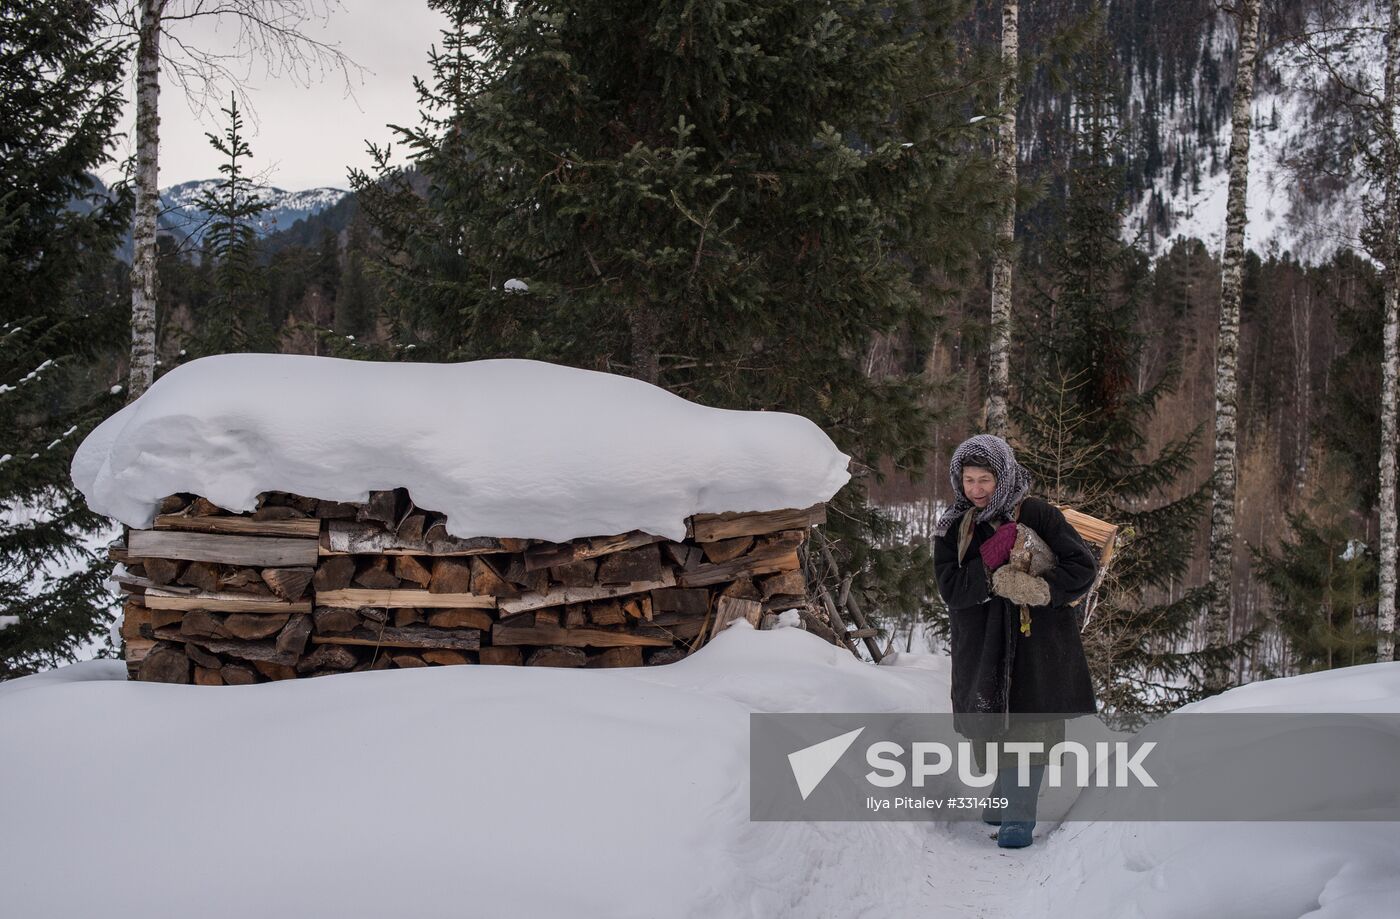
[102,1,450,192]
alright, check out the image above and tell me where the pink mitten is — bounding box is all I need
[979,521,1018,571]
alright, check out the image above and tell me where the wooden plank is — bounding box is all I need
[155,514,321,539]
[713,596,763,634]
[309,626,481,651]
[523,530,665,572]
[144,587,312,614]
[677,550,801,588]
[129,529,319,567]
[314,588,496,609]
[490,622,674,648]
[687,504,825,542]
[497,570,677,615]
[320,520,528,557]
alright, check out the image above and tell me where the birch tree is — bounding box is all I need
[985,0,1018,438]
[1206,0,1262,678]
[1379,0,1398,662]
[116,0,360,400]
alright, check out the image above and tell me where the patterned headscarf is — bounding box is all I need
[932,434,1033,537]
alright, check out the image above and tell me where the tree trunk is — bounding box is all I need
[1206,0,1261,675]
[1378,0,1399,664]
[985,0,1018,438]
[128,0,165,402]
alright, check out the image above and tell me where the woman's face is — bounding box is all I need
[962,466,997,508]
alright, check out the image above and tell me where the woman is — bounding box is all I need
[932,433,1098,849]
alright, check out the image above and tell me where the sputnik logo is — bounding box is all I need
[788,727,865,800]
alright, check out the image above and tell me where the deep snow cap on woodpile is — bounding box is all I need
[72,354,852,543]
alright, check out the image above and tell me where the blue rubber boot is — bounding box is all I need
[996,764,1046,849]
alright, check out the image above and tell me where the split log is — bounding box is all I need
[523,531,664,571]
[422,650,470,666]
[124,637,156,664]
[661,542,703,571]
[702,536,753,563]
[315,499,359,519]
[194,666,224,686]
[721,578,762,600]
[394,608,424,627]
[563,604,589,628]
[534,609,561,627]
[713,596,763,634]
[222,568,269,593]
[549,558,597,588]
[158,494,190,514]
[137,643,190,683]
[223,612,291,640]
[220,663,259,685]
[650,588,709,616]
[129,529,319,567]
[143,557,184,586]
[178,609,228,640]
[491,623,673,648]
[189,497,223,516]
[586,647,644,668]
[428,558,473,594]
[621,595,653,621]
[313,607,363,634]
[759,569,807,599]
[144,587,311,615]
[253,660,298,681]
[120,606,185,641]
[357,489,404,528]
[155,513,320,539]
[426,608,494,631]
[504,557,550,592]
[392,654,429,668]
[262,567,313,601]
[298,644,359,673]
[479,646,523,666]
[184,642,223,669]
[596,545,664,585]
[312,555,356,592]
[688,504,825,542]
[355,557,403,590]
[275,615,313,657]
[588,601,626,626]
[526,646,587,667]
[470,556,518,597]
[316,588,495,610]
[646,648,687,666]
[309,625,481,651]
[497,570,675,615]
[393,555,433,588]
[177,561,223,593]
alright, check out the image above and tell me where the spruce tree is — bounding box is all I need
[352,0,1003,636]
[0,0,131,678]
[187,94,275,357]
[1009,27,1249,718]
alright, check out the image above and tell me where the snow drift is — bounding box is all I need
[71,354,851,543]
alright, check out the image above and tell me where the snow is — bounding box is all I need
[2,627,1398,916]
[503,277,528,291]
[0,615,17,631]
[70,354,851,543]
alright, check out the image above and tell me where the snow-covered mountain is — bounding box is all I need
[1020,0,1384,265]
[158,179,350,246]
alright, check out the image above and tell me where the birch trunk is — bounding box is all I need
[984,0,1017,438]
[1206,0,1261,667]
[1378,0,1399,663]
[128,0,165,402]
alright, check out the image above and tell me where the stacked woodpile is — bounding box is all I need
[114,489,833,683]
